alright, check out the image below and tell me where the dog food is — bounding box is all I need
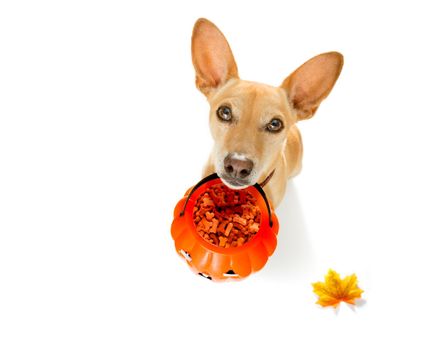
[193,183,261,248]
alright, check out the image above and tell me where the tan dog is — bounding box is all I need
[192,18,343,208]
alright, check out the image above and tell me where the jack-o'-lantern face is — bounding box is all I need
[171,175,278,281]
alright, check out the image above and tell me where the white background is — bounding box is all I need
[1,0,439,349]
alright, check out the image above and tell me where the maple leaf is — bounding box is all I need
[312,269,364,308]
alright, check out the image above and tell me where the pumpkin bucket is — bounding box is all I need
[170,173,279,281]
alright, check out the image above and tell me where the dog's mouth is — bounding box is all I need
[218,174,252,190]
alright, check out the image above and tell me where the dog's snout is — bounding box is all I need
[224,154,254,179]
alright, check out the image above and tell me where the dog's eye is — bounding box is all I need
[266,118,283,132]
[217,105,233,122]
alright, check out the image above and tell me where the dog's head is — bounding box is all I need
[191,18,343,189]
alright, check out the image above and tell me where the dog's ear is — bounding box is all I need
[281,52,343,121]
[191,18,238,96]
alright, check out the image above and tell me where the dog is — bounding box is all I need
[191,18,343,208]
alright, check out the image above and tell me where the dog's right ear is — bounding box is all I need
[281,52,343,121]
[191,18,239,96]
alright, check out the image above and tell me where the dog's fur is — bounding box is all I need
[191,18,343,208]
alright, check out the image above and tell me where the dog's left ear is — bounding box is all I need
[281,52,343,121]
[191,18,239,96]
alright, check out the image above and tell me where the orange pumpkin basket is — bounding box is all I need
[170,173,279,281]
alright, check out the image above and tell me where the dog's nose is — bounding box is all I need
[224,154,254,179]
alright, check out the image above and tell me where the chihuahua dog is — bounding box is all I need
[192,18,343,208]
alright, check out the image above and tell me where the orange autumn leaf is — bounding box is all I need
[312,269,364,308]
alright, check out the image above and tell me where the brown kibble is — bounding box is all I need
[192,183,261,248]
[219,236,227,247]
[249,223,260,233]
[210,218,219,233]
[233,215,247,226]
[210,234,219,245]
[205,211,215,221]
[225,222,233,237]
[218,220,227,234]
[201,218,211,231]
